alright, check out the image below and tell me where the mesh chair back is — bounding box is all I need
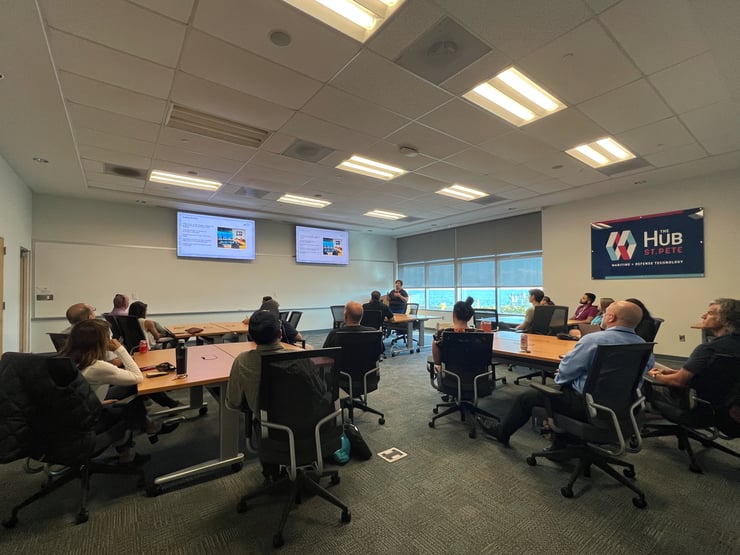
[47,332,69,352]
[115,316,146,352]
[360,309,383,330]
[582,343,654,435]
[407,303,419,315]
[334,331,383,393]
[278,311,290,322]
[530,305,569,335]
[102,313,123,341]
[258,348,341,465]
[439,331,495,399]
[287,311,302,328]
[330,305,344,329]
[474,309,499,329]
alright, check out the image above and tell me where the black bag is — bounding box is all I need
[343,422,372,460]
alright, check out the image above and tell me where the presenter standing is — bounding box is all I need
[388,280,409,315]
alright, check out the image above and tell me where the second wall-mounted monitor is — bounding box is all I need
[295,225,349,265]
[177,211,256,260]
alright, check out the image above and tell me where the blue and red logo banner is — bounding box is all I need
[591,208,704,279]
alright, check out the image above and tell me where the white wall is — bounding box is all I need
[543,170,739,357]
[31,195,397,351]
[0,155,33,353]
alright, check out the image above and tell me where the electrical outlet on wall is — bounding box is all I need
[679,335,686,342]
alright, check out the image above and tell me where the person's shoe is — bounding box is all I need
[148,419,181,444]
[476,416,510,447]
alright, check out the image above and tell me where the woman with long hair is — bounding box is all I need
[432,296,477,365]
[625,297,657,341]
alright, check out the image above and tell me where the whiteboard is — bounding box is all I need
[33,241,394,318]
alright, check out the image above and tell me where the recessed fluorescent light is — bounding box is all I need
[365,209,406,220]
[463,66,565,126]
[336,155,406,180]
[436,184,488,201]
[149,170,222,191]
[280,0,405,43]
[277,193,332,208]
[565,137,636,168]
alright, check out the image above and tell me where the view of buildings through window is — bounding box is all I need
[399,253,542,318]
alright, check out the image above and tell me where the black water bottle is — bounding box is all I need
[176,339,188,375]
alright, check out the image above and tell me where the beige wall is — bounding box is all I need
[0,155,33,353]
[542,170,739,357]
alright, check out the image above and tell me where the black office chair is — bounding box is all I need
[474,309,499,330]
[641,354,740,473]
[47,332,69,352]
[389,303,421,355]
[636,317,664,342]
[526,343,654,508]
[286,310,302,329]
[334,330,385,425]
[102,313,123,341]
[514,305,569,385]
[360,309,383,330]
[0,353,146,527]
[429,331,499,438]
[237,348,350,548]
[278,310,290,322]
[116,315,175,353]
[330,305,344,329]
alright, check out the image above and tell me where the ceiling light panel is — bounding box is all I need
[436,184,488,201]
[364,209,406,220]
[336,155,406,180]
[463,67,566,127]
[281,0,406,43]
[565,137,636,168]
[278,193,332,207]
[149,170,222,191]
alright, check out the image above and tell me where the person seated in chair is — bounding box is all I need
[572,292,599,323]
[60,319,179,464]
[478,301,654,447]
[647,298,739,396]
[363,290,394,324]
[432,296,478,365]
[625,297,657,342]
[62,302,122,367]
[323,301,379,349]
[514,289,544,331]
[128,301,174,349]
[242,296,304,346]
[110,293,129,316]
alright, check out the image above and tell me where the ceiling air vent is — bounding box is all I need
[471,194,507,205]
[166,104,270,148]
[400,216,424,223]
[282,139,334,163]
[234,186,270,198]
[597,157,652,176]
[102,163,148,179]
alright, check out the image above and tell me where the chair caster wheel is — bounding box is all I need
[632,496,647,509]
[415,348,420,353]
[199,406,208,416]
[378,417,385,425]
[341,510,351,523]
[623,468,636,479]
[330,474,340,486]
[272,533,284,548]
[236,499,248,513]
[75,510,89,525]
[2,516,18,529]
[391,353,396,357]
[501,378,507,385]
[560,486,574,498]
[146,484,162,497]
[428,421,435,428]
[689,463,703,474]
[432,408,439,414]
[231,462,243,472]
[468,429,477,439]
[526,456,537,466]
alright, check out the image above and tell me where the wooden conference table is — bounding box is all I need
[384,313,439,355]
[169,321,248,342]
[492,330,577,372]
[134,341,297,493]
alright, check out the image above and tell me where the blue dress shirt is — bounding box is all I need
[554,326,655,394]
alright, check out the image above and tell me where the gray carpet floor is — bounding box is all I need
[1,331,738,554]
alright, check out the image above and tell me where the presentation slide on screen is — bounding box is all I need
[177,212,256,260]
[296,225,349,265]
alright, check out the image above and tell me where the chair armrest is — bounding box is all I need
[530,382,563,397]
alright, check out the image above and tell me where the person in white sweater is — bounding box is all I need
[60,319,178,464]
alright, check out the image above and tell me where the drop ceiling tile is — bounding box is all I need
[41,0,186,67]
[280,113,376,152]
[170,72,295,131]
[88,179,145,193]
[600,0,710,74]
[157,127,258,162]
[643,143,707,168]
[478,131,558,163]
[78,145,152,169]
[439,49,512,95]
[180,30,322,110]
[649,52,731,114]
[385,122,469,160]
[251,151,339,179]
[527,152,605,186]
[232,163,313,188]
[578,79,674,134]
[680,99,740,155]
[330,50,453,119]
[349,140,436,172]
[390,172,446,193]
[518,20,641,105]
[76,128,156,158]
[522,108,606,151]
[145,181,218,201]
[59,71,167,124]
[153,145,244,174]
[419,99,512,145]
[129,0,195,22]
[194,0,360,82]
[583,0,620,13]
[149,159,234,184]
[302,86,410,139]
[68,103,161,142]
[415,162,517,193]
[48,30,175,98]
[616,117,696,156]
[368,0,445,60]
[437,0,592,59]
[523,179,573,194]
[444,148,548,186]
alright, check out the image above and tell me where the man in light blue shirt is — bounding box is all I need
[479,300,654,447]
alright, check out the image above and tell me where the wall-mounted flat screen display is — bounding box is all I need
[295,225,349,265]
[177,212,256,260]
